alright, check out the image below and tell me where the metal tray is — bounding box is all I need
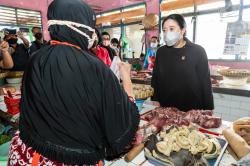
[145,136,228,166]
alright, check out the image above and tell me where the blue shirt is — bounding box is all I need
[144,47,157,69]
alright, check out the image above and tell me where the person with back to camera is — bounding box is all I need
[8,0,139,165]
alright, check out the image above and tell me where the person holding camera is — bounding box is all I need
[4,30,29,71]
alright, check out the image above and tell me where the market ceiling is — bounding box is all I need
[84,0,152,12]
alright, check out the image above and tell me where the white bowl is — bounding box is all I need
[6,78,22,84]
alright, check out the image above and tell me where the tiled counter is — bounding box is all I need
[213,93,250,121]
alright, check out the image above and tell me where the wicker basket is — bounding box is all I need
[0,72,8,79]
[218,69,250,78]
[6,71,24,78]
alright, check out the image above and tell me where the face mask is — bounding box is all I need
[150,43,158,48]
[164,31,181,47]
[48,20,96,49]
[102,40,110,47]
[7,38,18,45]
[35,33,43,40]
[88,33,98,49]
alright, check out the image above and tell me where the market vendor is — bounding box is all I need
[4,29,29,71]
[144,36,158,71]
[152,14,214,111]
[8,0,139,165]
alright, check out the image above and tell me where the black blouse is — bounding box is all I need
[152,38,214,111]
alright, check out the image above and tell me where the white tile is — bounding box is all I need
[214,100,220,107]
[239,102,250,110]
[130,151,146,165]
[104,160,114,166]
[214,106,230,114]
[222,114,239,122]
[110,159,137,166]
[214,112,222,118]
[229,101,240,109]
[230,108,250,117]
[142,161,155,166]
[231,96,250,102]
[215,100,232,107]
[217,94,232,100]
[213,93,220,99]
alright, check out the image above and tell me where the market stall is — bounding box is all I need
[101,104,244,166]
[0,0,250,165]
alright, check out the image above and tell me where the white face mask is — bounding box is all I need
[103,40,110,47]
[163,31,181,47]
[48,20,95,49]
[150,43,158,48]
[88,33,97,49]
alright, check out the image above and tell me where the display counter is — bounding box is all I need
[132,78,250,97]
[105,104,237,166]
[213,84,250,97]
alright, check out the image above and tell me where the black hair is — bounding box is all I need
[151,36,158,40]
[162,14,186,31]
[95,28,102,45]
[111,38,119,44]
[32,27,41,32]
[3,35,7,41]
[101,31,110,38]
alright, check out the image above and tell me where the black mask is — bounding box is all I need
[7,38,18,45]
[35,33,43,40]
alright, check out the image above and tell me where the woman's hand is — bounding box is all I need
[119,62,134,98]
[119,62,131,82]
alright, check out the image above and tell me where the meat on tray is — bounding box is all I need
[131,71,151,79]
[141,107,221,130]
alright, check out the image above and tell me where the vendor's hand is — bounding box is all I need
[0,41,9,52]
[119,62,131,82]
[17,31,24,38]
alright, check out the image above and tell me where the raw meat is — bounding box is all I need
[135,108,221,145]
[141,107,221,130]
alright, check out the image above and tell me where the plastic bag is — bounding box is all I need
[110,56,122,80]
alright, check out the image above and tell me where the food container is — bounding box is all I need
[145,135,228,166]
[136,100,145,112]
[210,65,230,76]
[218,69,250,78]
[6,78,22,84]
[6,71,24,78]
[218,69,250,86]
[223,76,248,86]
[133,84,154,100]
[4,94,21,116]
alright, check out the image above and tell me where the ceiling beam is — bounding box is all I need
[96,8,145,25]
[160,0,224,11]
